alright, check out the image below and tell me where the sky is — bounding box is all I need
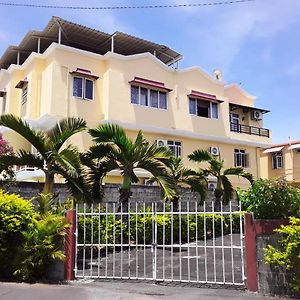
[0,0,299,144]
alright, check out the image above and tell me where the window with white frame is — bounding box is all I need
[167,140,182,157]
[73,77,94,100]
[234,149,249,168]
[131,85,167,110]
[189,97,218,119]
[272,151,283,169]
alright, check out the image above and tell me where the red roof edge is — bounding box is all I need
[129,77,173,92]
[70,68,99,80]
[189,90,224,103]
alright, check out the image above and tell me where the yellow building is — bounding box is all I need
[0,17,272,188]
[260,141,300,184]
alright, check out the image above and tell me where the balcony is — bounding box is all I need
[230,122,270,138]
[14,165,44,181]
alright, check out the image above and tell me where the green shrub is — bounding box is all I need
[78,207,241,246]
[264,217,300,293]
[238,178,300,219]
[0,190,36,278]
[14,213,69,281]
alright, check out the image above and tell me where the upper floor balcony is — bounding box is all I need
[230,122,270,138]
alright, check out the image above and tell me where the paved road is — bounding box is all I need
[0,281,291,300]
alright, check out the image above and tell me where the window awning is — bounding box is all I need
[188,90,224,103]
[263,146,284,154]
[129,77,172,92]
[230,102,270,114]
[0,91,6,97]
[15,80,28,89]
[288,143,300,150]
[69,68,99,80]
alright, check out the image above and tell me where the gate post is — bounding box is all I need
[244,213,258,292]
[64,209,76,281]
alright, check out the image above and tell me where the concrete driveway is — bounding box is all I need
[0,281,291,300]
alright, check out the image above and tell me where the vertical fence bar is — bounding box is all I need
[120,203,123,279]
[154,202,158,281]
[195,202,199,282]
[229,201,235,284]
[105,203,108,277]
[171,202,174,281]
[239,202,245,285]
[135,202,138,279]
[187,201,190,282]
[179,201,182,281]
[113,203,116,278]
[90,204,94,277]
[151,203,155,280]
[221,201,225,283]
[212,200,216,283]
[64,209,77,281]
[83,203,86,277]
[98,203,101,278]
[128,202,131,279]
[163,202,166,281]
[143,202,146,279]
[204,201,208,282]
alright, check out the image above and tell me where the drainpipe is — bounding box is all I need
[58,25,62,44]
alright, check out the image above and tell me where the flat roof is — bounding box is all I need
[229,102,270,114]
[0,16,182,70]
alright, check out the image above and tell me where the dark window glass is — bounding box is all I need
[22,87,28,105]
[159,92,167,109]
[211,102,218,119]
[85,79,93,100]
[73,77,83,98]
[189,98,196,115]
[197,100,210,118]
[140,88,148,106]
[150,90,158,108]
[131,86,139,104]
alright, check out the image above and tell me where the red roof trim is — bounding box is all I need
[15,80,28,89]
[0,91,6,97]
[268,140,300,149]
[129,77,173,92]
[70,68,99,80]
[189,90,223,103]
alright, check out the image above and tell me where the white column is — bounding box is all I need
[37,38,41,53]
[58,26,62,44]
[17,51,20,65]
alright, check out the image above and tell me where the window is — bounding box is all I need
[73,77,94,100]
[234,149,249,168]
[167,140,182,157]
[272,152,283,169]
[2,94,6,114]
[21,86,28,105]
[131,85,168,110]
[189,97,218,119]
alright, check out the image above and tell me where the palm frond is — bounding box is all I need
[188,149,213,163]
[220,175,234,204]
[0,114,47,155]
[223,167,254,184]
[48,117,87,151]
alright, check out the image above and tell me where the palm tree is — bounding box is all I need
[0,114,88,199]
[188,149,253,211]
[89,123,175,210]
[149,156,207,211]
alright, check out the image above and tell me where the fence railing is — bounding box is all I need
[75,201,245,286]
[230,122,270,137]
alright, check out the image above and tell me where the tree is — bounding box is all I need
[149,156,207,211]
[0,114,88,199]
[89,123,175,210]
[0,134,14,180]
[188,149,253,211]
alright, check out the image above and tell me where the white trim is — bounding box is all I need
[263,146,284,154]
[100,119,271,148]
[288,143,300,150]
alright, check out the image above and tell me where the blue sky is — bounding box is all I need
[0,0,299,143]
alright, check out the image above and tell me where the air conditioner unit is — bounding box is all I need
[156,139,167,147]
[210,146,220,156]
[208,182,217,192]
[251,110,263,121]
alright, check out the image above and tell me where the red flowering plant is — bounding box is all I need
[0,134,14,180]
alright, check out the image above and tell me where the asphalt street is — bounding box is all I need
[0,281,292,300]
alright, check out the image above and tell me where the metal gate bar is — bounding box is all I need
[75,200,245,286]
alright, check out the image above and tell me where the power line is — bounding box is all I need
[0,0,256,10]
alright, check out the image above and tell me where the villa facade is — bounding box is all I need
[0,17,272,188]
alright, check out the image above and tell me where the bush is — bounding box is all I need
[77,207,241,246]
[264,217,300,293]
[238,178,300,219]
[14,214,69,281]
[0,190,36,278]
